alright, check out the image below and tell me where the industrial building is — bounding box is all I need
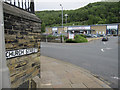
[45,23,120,38]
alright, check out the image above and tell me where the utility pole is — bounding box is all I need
[0,0,11,89]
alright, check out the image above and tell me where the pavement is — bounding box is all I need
[33,55,111,88]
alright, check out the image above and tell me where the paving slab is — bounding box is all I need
[33,55,112,88]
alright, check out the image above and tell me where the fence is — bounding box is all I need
[3,0,35,13]
[41,35,65,43]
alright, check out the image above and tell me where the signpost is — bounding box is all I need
[0,0,11,89]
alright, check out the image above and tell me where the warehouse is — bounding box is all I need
[45,23,120,37]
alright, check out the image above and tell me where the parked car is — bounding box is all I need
[102,36,108,41]
[107,34,111,36]
[85,34,92,38]
[113,34,118,36]
[97,34,101,37]
[92,34,97,38]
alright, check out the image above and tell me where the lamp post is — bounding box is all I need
[60,4,64,43]
[0,1,11,89]
[60,4,63,28]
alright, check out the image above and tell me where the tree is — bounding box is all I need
[35,2,119,27]
[41,22,45,33]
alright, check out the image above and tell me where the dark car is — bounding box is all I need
[85,34,92,38]
[102,36,108,41]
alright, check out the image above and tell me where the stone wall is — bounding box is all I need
[3,3,41,88]
[91,25,106,35]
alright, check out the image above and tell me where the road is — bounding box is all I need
[41,36,118,88]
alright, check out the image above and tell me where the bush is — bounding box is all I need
[66,35,88,43]
[47,35,56,38]
[74,35,88,43]
[60,35,67,40]
[79,34,87,38]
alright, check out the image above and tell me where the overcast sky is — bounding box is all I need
[34,0,102,11]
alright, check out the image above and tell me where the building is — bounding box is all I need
[45,23,120,38]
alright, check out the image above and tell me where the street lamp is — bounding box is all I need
[60,4,64,43]
[60,4,63,28]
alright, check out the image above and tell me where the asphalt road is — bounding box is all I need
[41,36,119,88]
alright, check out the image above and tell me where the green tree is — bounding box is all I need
[41,22,45,33]
[36,2,119,27]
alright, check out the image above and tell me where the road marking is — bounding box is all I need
[101,49,104,52]
[111,77,120,80]
[103,42,106,45]
[41,45,43,47]
[101,48,112,52]
[106,48,112,50]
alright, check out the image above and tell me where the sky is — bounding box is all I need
[34,0,102,11]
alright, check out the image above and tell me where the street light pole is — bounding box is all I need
[0,1,11,89]
[60,4,64,43]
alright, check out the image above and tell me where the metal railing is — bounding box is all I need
[3,0,35,14]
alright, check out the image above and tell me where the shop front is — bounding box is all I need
[67,26,93,39]
[106,25,118,35]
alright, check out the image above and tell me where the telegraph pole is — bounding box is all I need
[0,0,11,89]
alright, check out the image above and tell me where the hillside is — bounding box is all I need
[36,2,120,27]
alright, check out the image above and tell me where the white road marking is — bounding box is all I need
[103,42,106,45]
[101,49,104,52]
[101,48,112,52]
[111,77,120,80]
[106,48,112,50]
[41,45,43,47]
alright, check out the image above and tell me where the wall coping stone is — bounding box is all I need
[3,3,41,23]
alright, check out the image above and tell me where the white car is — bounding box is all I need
[92,34,97,38]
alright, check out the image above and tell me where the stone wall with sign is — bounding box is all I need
[3,3,41,88]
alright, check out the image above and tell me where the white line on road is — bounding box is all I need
[101,49,104,52]
[111,77,120,80]
[103,42,106,45]
[41,45,43,47]
[101,48,112,52]
[106,48,112,50]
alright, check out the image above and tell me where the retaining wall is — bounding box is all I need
[3,3,41,88]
